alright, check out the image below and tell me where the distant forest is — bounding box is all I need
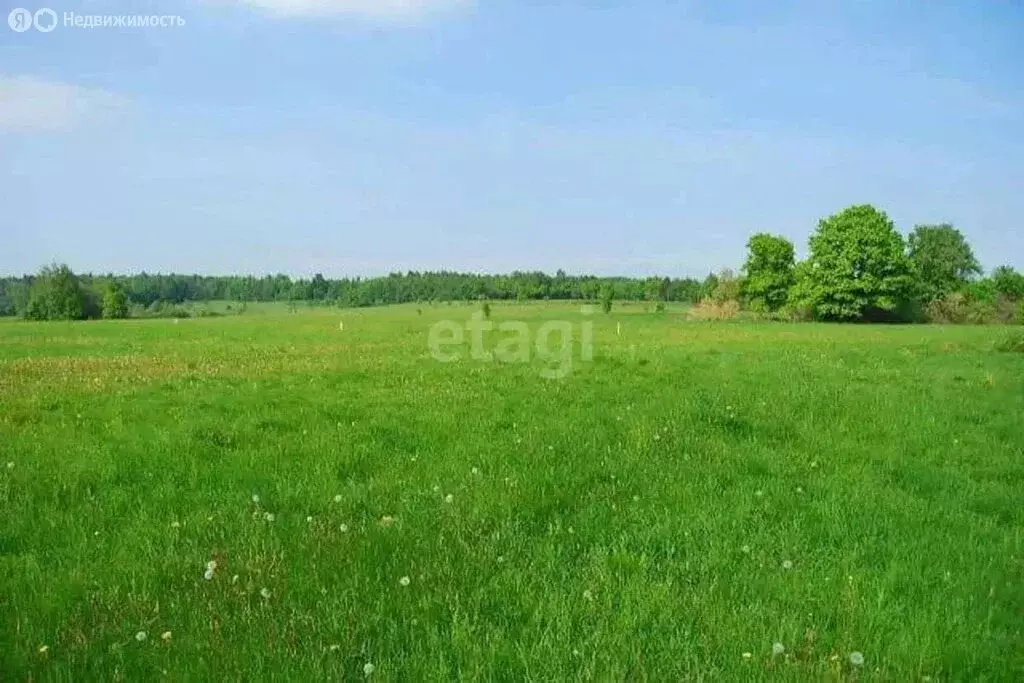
[4,204,1023,324]
[0,269,704,317]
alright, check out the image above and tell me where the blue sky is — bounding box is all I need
[1,0,1022,277]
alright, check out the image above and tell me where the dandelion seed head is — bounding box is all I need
[6,462,14,469]
[849,651,865,667]
[742,652,752,659]
[206,560,218,571]
[170,521,181,529]
[444,494,454,504]
[260,587,272,599]
[39,645,49,654]
[363,662,375,676]
[333,494,343,503]
[741,545,751,554]
[264,512,275,522]
[582,589,594,601]
[204,568,215,581]
[340,523,349,533]
[135,631,148,642]
[471,467,479,475]
[399,576,411,587]
[251,494,260,504]
[782,560,794,570]
[772,642,784,656]
[161,631,172,641]
[306,516,313,523]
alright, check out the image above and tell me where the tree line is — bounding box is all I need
[735,204,1023,323]
[2,204,1022,323]
[0,268,711,320]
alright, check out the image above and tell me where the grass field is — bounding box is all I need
[1,303,1022,680]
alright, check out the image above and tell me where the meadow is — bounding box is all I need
[1,302,1022,681]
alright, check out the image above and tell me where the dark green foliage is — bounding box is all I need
[740,233,795,312]
[0,270,707,313]
[23,264,90,321]
[101,282,129,319]
[907,224,982,302]
[481,302,491,319]
[794,205,913,321]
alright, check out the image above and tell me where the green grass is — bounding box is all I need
[1,302,1022,680]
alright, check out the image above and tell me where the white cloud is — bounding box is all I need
[215,0,471,21]
[0,76,128,132]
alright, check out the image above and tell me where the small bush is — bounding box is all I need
[686,300,740,321]
[777,303,815,322]
[926,292,970,324]
[482,302,491,319]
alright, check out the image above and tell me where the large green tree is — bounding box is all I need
[795,205,913,321]
[23,264,88,321]
[907,224,981,302]
[740,233,796,312]
[102,281,130,319]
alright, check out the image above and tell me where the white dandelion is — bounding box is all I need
[444,494,454,504]
[582,589,594,602]
[742,652,752,659]
[260,587,272,599]
[399,576,411,587]
[363,662,375,676]
[333,494,343,503]
[741,545,751,554]
[207,560,218,571]
[339,523,349,533]
[135,631,148,642]
[306,516,314,523]
[170,521,181,529]
[204,568,215,581]
[471,467,479,475]
[38,645,49,654]
[264,512,275,522]
[161,631,172,641]
[252,494,260,504]
[6,461,14,469]
[782,560,794,570]
[849,651,865,667]
[772,642,784,656]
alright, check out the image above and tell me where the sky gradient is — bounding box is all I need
[1,0,1022,277]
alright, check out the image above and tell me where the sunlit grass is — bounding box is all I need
[1,303,1022,679]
